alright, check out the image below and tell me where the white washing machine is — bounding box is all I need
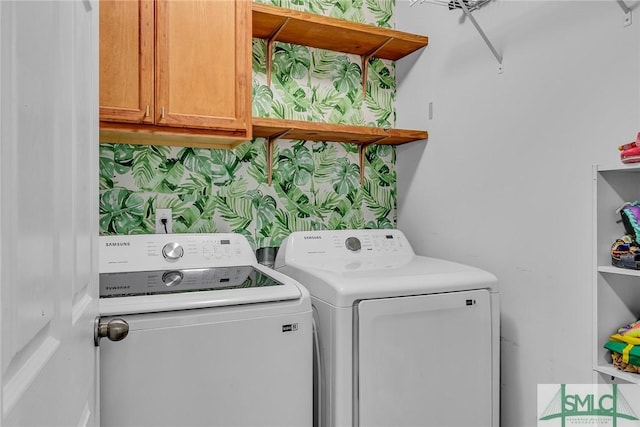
[97,233,312,427]
[274,229,499,427]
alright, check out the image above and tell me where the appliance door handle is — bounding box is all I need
[94,317,129,346]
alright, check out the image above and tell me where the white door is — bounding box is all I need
[0,1,99,426]
[356,289,494,427]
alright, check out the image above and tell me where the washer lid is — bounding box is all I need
[279,255,498,307]
[99,265,302,316]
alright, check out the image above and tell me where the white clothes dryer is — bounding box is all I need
[97,233,312,427]
[275,229,499,427]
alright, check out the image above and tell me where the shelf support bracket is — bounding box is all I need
[617,0,632,27]
[457,0,503,74]
[361,38,393,99]
[359,137,389,185]
[265,18,290,87]
[359,144,371,186]
[265,129,291,186]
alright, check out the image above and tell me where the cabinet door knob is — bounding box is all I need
[161,107,165,119]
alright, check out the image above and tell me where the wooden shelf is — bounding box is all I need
[252,117,427,146]
[251,5,429,186]
[252,3,428,61]
[252,3,428,91]
[252,117,427,185]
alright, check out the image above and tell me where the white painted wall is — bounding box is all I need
[396,1,640,425]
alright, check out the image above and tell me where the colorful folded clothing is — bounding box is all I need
[621,146,640,164]
[618,319,640,338]
[611,236,640,269]
[605,340,640,371]
[620,203,640,244]
[605,320,640,373]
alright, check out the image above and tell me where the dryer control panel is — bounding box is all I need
[277,229,415,265]
[100,233,256,273]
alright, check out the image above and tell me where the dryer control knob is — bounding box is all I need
[162,270,183,287]
[162,242,184,262]
[345,237,361,252]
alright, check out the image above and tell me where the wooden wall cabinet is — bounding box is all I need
[99,0,252,148]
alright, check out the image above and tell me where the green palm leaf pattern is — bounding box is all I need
[311,49,340,80]
[332,57,362,93]
[366,145,396,186]
[275,144,314,187]
[312,143,339,182]
[309,0,336,14]
[273,182,314,218]
[112,144,135,174]
[99,145,115,189]
[332,158,360,195]
[329,205,365,230]
[246,139,274,186]
[368,58,395,90]
[312,189,343,217]
[142,159,185,193]
[249,190,279,245]
[366,217,393,229]
[180,171,211,198]
[178,148,212,176]
[272,73,312,116]
[174,196,217,233]
[273,209,326,237]
[363,180,394,219]
[309,85,342,120]
[209,150,241,186]
[365,83,394,129]
[131,146,171,190]
[252,82,273,118]
[234,138,263,164]
[329,0,365,22]
[252,39,267,75]
[99,188,146,234]
[216,195,254,231]
[273,43,311,81]
[365,0,393,28]
[328,90,364,125]
[265,209,293,246]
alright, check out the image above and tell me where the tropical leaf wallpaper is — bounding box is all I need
[99,0,398,250]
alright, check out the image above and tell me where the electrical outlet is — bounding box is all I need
[155,209,173,234]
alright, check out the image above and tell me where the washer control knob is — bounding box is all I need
[162,271,183,287]
[162,242,184,262]
[345,237,361,252]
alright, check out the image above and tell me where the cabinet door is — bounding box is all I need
[155,0,251,138]
[99,0,154,123]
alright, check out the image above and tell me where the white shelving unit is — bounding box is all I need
[593,163,640,384]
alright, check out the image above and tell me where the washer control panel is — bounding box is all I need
[100,233,256,273]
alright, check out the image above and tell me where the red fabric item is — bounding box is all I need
[621,146,640,164]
